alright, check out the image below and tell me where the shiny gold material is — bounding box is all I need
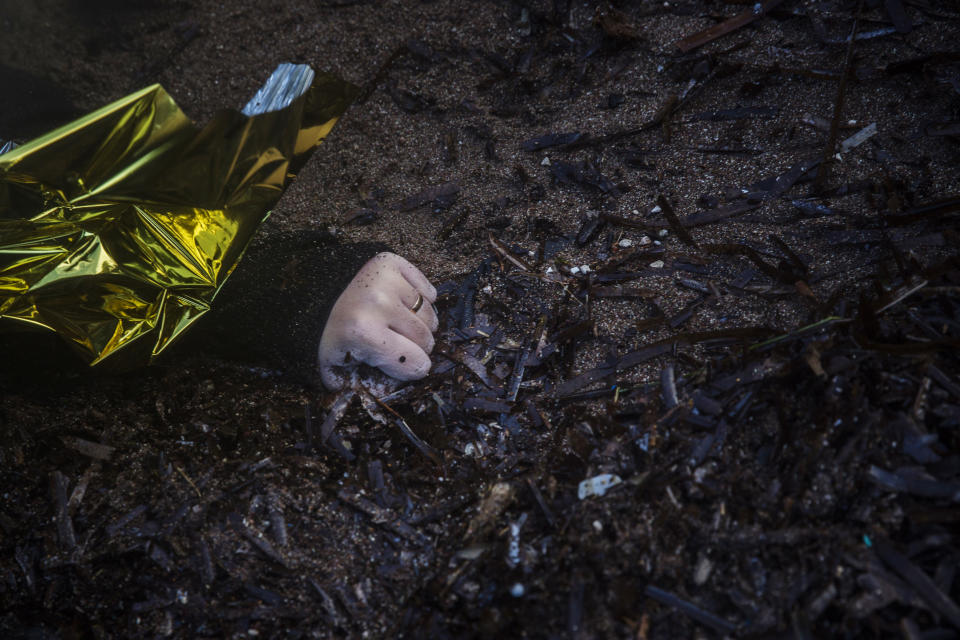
[0,67,358,366]
[410,293,424,313]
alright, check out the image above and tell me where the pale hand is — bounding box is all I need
[318,252,438,390]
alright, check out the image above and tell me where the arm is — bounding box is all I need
[181,230,438,389]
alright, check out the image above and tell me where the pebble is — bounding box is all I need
[650,260,665,268]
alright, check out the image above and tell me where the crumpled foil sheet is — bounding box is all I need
[0,64,358,367]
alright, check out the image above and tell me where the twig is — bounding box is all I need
[815,1,863,191]
[175,465,202,499]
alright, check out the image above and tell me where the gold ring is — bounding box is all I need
[410,293,424,313]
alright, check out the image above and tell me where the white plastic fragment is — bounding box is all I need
[638,236,652,246]
[619,238,633,248]
[507,513,527,567]
[650,205,662,214]
[242,63,314,116]
[578,473,622,499]
[541,156,551,166]
[510,583,525,597]
[650,260,665,269]
[456,546,487,560]
[579,264,591,273]
[658,229,669,237]
[840,122,877,153]
[570,266,581,275]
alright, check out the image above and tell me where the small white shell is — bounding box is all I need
[578,473,622,499]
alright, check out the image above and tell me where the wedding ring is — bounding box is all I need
[410,293,424,313]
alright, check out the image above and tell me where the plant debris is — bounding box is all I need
[2,1,959,638]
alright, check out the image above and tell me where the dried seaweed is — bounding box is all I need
[658,194,698,249]
[675,0,787,53]
[4,3,960,638]
[337,487,429,546]
[874,539,960,629]
[644,585,739,634]
[398,182,460,211]
[551,160,620,195]
[520,132,581,151]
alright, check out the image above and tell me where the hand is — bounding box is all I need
[318,252,438,390]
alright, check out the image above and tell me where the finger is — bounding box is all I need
[390,254,437,302]
[395,278,422,311]
[393,279,437,330]
[318,354,348,390]
[366,332,431,381]
[415,298,439,332]
[388,306,435,353]
[320,366,346,391]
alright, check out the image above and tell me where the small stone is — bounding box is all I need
[580,265,591,273]
[618,238,633,248]
[650,260,665,269]
[658,229,669,237]
[510,583,525,597]
[651,205,662,214]
[694,555,713,585]
[570,266,581,275]
[593,520,603,532]
[639,236,652,246]
[540,156,551,166]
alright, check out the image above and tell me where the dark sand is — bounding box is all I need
[2,1,959,637]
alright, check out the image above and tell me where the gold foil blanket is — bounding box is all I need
[0,64,357,367]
